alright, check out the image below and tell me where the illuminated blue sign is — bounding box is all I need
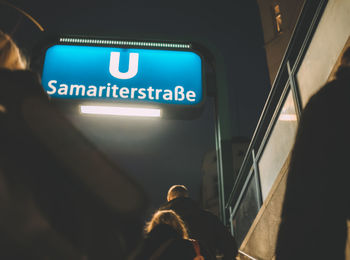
[41,45,203,105]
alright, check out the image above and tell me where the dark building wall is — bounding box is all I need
[201,139,249,217]
[236,0,350,259]
[257,0,306,84]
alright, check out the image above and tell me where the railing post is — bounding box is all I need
[214,51,233,225]
[252,149,263,208]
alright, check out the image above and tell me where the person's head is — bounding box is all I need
[145,209,189,239]
[340,47,350,67]
[335,47,350,80]
[167,185,189,202]
[0,30,27,70]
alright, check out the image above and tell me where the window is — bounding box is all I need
[231,171,260,246]
[258,89,298,200]
[274,4,283,34]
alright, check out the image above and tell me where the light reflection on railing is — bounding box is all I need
[238,250,258,260]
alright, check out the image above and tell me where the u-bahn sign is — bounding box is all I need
[41,42,203,106]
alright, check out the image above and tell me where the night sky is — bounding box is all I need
[1,0,270,214]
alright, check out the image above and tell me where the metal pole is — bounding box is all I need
[213,50,234,224]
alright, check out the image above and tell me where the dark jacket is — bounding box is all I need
[160,197,238,260]
[276,66,350,259]
[132,224,196,260]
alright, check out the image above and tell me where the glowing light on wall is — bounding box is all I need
[279,114,297,121]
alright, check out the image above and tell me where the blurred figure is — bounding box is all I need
[0,30,27,70]
[130,209,204,260]
[0,29,83,260]
[0,30,147,259]
[276,47,350,259]
[160,185,238,260]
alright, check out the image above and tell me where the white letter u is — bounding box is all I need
[109,52,139,79]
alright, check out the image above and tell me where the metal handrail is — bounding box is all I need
[238,250,258,260]
[225,0,328,210]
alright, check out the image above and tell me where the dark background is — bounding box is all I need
[0,0,270,215]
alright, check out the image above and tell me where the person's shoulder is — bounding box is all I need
[307,80,337,105]
[308,68,350,106]
[173,238,193,247]
[168,238,196,256]
[303,77,350,122]
[160,197,197,210]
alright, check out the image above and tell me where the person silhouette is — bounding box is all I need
[276,47,350,259]
[160,185,238,260]
[0,30,147,259]
[130,209,203,260]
